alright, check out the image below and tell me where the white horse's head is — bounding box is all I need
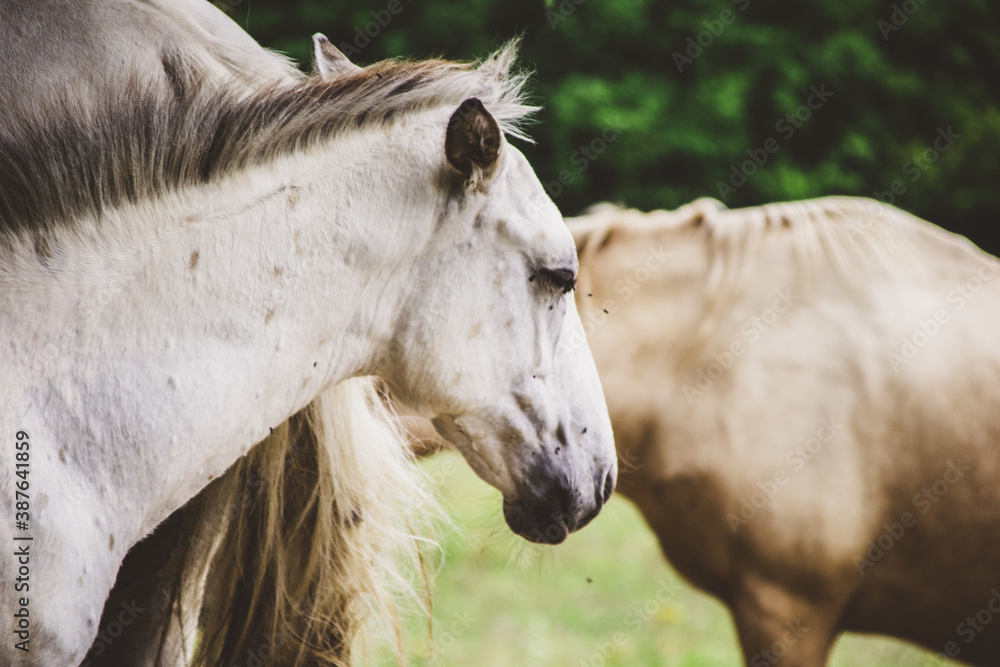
[385,98,616,545]
[313,37,616,543]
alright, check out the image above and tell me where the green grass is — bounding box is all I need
[375,451,962,666]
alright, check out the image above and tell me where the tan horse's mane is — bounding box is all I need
[0,41,534,235]
[572,196,930,342]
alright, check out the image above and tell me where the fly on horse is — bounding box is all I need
[570,197,1000,666]
[0,2,617,664]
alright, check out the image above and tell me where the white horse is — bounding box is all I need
[569,197,1000,666]
[0,0,298,99]
[0,4,616,665]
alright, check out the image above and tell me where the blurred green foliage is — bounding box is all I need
[227,0,999,251]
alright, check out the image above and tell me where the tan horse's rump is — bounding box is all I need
[568,197,1000,666]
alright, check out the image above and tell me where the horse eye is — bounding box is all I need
[536,267,576,294]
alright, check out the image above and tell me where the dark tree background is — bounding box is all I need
[223,0,999,253]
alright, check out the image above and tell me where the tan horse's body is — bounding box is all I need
[569,197,1000,666]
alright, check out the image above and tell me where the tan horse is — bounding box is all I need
[568,197,1000,666]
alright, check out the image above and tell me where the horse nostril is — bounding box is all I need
[601,468,615,504]
[591,468,615,511]
[555,481,574,516]
[555,421,569,449]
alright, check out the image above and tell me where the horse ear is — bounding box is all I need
[445,98,502,182]
[312,33,362,80]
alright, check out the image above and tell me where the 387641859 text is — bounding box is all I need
[12,430,32,653]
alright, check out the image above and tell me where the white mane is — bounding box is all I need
[0,41,535,236]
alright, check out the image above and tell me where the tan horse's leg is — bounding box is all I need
[731,573,841,667]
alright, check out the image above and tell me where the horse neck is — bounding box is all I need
[578,222,711,350]
[579,217,813,374]
[2,130,433,542]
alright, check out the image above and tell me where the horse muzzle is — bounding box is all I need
[502,461,616,544]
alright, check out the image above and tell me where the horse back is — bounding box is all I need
[0,0,294,110]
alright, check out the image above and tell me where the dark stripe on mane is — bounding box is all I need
[160,49,191,103]
[0,49,503,235]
